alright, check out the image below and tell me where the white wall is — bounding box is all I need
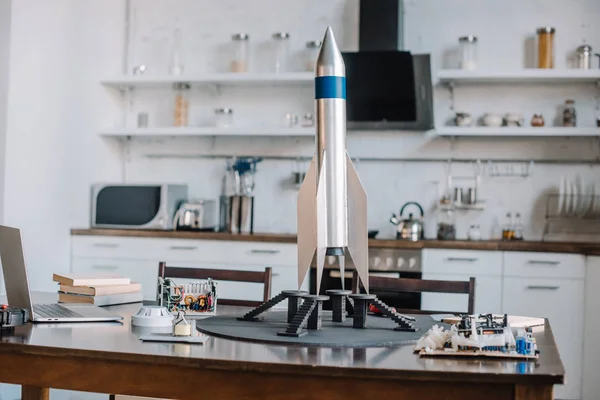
[0,0,11,224]
[2,0,124,292]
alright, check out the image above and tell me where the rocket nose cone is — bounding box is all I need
[316,26,345,77]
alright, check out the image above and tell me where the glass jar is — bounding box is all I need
[502,212,514,240]
[437,198,456,240]
[304,40,321,72]
[272,32,290,73]
[458,36,477,70]
[595,105,600,127]
[531,113,545,127]
[513,213,524,241]
[576,44,593,69]
[563,99,576,127]
[537,27,555,69]
[231,33,250,73]
[173,83,190,127]
[168,28,184,76]
[214,108,234,128]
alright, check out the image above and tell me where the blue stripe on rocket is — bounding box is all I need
[314,76,346,99]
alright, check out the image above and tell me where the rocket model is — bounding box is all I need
[297,27,370,295]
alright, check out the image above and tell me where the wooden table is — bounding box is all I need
[0,293,564,400]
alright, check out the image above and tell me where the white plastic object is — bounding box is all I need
[131,306,174,327]
[172,311,192,336]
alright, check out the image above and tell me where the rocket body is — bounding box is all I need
[297,27,369,294]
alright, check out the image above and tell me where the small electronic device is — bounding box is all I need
[157,277,217,316]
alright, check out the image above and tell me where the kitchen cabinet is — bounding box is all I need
[71,236,303,306]
[421,249,503,314]
[582,256,600,400]
[503,252,585,400]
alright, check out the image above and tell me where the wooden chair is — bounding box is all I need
[351,271,475,315]
[158,261,272,307]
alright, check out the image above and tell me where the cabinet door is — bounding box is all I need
[71,258,159,300]
[421,273,501,314]
[503,277,584,400]
[583,256,600,400]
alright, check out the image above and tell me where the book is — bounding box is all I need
[52,273,130,287]
[58,282,141,296]
[58,291,143,307]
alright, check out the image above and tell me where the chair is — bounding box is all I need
[158,261,272,307]
[351,271,475,314]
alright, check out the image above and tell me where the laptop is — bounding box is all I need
[0,225,123,322]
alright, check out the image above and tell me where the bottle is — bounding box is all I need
[514,213,524,241]
[502,212,514,240]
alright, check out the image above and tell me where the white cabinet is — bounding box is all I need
[583,256,600,400]
[422,249,503,314]
[503,252,585,400]
[71,236,301,306]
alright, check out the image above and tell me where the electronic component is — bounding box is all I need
[157,277,217,315]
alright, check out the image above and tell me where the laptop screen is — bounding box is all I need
[0,226,34,317]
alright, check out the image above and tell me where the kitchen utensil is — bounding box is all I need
[557,176,565,217]
[390,202,425,241]
[575,44,593,69]
[454,112,472,127]
[368,230,379,239]
[504,113,523,127]
[453,188,463,204]
[467,225,482,241]
[172,200,217,231]
[482,113,503,127]
[467,187,477,204]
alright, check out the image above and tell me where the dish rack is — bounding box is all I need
[542,194,600,240]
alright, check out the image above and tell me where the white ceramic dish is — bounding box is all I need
[575,176,584,217]
[557,176,565,217]
[595,182,600,216]
[571,178,578,217]
[564,177,572,216]
[587,182,596,217]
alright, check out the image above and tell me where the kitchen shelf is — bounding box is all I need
[439,202,487,211]
[98,126,316,138]
[100,72,314,88]
[438,69,600,84]
[435,127,600,137]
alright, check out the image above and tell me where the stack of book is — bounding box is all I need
[54,273,143,306]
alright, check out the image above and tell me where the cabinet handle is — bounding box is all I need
[169,246,198,251]
[250,249,281,254]
[527,260,560,266]
[92,243,119,248]
[445,257,478,262]
[92,265,119,270]
[526,285,559,291]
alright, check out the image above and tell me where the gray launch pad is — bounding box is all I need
[196,311,445,348]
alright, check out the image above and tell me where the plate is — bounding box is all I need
[595,182,600,217]
[564,177,572,216]
[571,178,579,217]
[575,176,586,217]
[557,176,565,217]
[583,178,594,217]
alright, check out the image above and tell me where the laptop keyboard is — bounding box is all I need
[34,304,84,319]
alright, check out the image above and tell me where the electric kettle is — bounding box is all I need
[390,202,425,241]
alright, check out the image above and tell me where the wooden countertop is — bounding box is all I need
[0,293,564,397]
[71,228,600,255]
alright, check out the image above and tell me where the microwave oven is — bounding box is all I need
[90,184,188,230]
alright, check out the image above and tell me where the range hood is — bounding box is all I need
[345,0,434,131]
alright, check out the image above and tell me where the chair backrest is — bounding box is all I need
[158,262,272,307]
[352,271,475,314]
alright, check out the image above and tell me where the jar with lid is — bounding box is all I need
[231,33,250,73]
[458,36,477,70]
[437,197,456,240]
[173,83,190,127]
[502,212,514,240]
[576,44,593,69]
[537,27,555,69]
[304,40,321,72]
[513,213,524,241]
[563,99,576,127]
[272,32,290,73]
[214,108,234,128]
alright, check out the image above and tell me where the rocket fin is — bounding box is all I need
[345,152,369,293]
[297,156,317,289]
